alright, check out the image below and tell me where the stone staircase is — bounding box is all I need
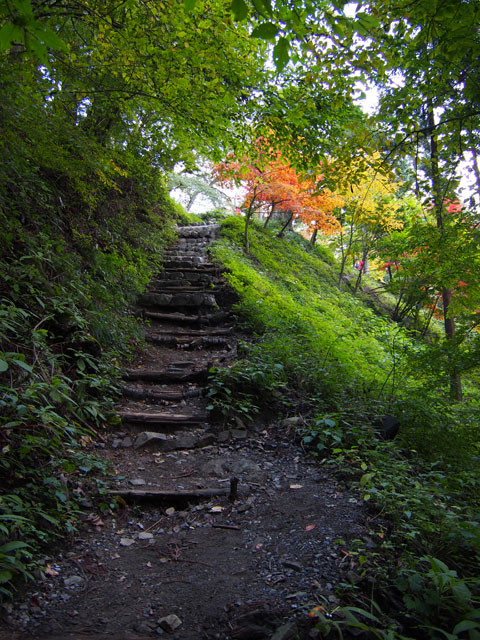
[111,222,238,500]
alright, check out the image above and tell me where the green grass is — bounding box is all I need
[210,216,480,639]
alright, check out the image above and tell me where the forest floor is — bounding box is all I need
[2,225,369,640]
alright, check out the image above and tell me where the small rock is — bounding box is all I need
[138,532,154,540]
[129,478,146,486]
[111,438,121,449]
[119,537,135,547]
[231,429,248,440]
[234,416,247,430]
[271,622,298,640]
[217,430,231,444]
[134,431,168,449]
[196,433,217,448]
[63,575,84,588]
[158,614,182,633]
[121,436,133,448]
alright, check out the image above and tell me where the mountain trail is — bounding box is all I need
[4,225,367,640]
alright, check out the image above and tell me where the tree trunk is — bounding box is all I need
[264,203,276,228]
[277,211,294,238]
[428,102,462,401]
[309,228,318,246]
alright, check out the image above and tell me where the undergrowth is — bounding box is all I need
[0,64,198,597]
[210,216,480,639]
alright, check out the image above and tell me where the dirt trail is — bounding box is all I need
[4,225,367,640]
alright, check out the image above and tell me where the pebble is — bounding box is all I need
[120,537,136,547]
[63,575,84,588]
[158,614,182,633]
[138,532,154,540]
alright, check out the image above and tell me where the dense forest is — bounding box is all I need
[0,0,479,638]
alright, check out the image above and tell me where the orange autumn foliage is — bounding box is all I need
[213,144,342,236]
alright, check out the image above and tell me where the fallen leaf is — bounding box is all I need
[210,506,224,513]
[255,543,263,550]
[146,561,152,568]
[289,484,303,489]
[165,507,175,516]
[45,564,59,577]
[305,524,316,532]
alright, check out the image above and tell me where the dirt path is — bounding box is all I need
[4,225,367,640]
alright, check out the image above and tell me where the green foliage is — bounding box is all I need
[206,341,286,424]
[211,216,406,403]
[211,214,480,638]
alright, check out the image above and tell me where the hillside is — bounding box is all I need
[2,212,478,639]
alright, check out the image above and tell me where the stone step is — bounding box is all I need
[123,367,208,383]
[164,259,213,269]
[139,292,217,308]
[176,224,220,238]
[131,430,217,452]
[121,385,202,402]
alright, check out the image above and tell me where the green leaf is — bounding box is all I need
[453,621,480,635]
[252,0,273,17]
[183,0,197,11]
[273,37,289,71]
[12,359,33,373]
[0,23,24,52]
[0,570,13,584]
[230,0,248,21]
[251,22,279,39]
[0,358,8,372]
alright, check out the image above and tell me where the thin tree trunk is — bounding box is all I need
[309,228,318,246]
[264,203,276,228]
[428,102,462,401]
[277,211,294,237]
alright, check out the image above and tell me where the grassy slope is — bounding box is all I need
[211,216,480,638]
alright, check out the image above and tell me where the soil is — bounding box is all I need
[1,225,369,640]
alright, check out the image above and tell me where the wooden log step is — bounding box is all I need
[121,386,202,401]
[118,410,208,425]
[148,335,232,349]
[149,285,224,293]
[150,326,233,336]
[153,271,219,283]
[108,487,229,500]
[163,266,219,274]
[123,368,208,383]
[164,260,213,269]
[144,310,231,325]
[139,292,217,308]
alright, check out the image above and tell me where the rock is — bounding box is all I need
[228,459,266,483]
[234,416,247,430]
[271,622,298,640]
[129,478,146,486]
[112,438,121,449]
[231,429,248,440]
[63,575,84,588]
[158,613,182,633]
[138,531,154,540]
[134,431,168,449]
[121,436,133,448]
[195,433,217,448]
[217,430,231,444]
[119,537,135,547]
